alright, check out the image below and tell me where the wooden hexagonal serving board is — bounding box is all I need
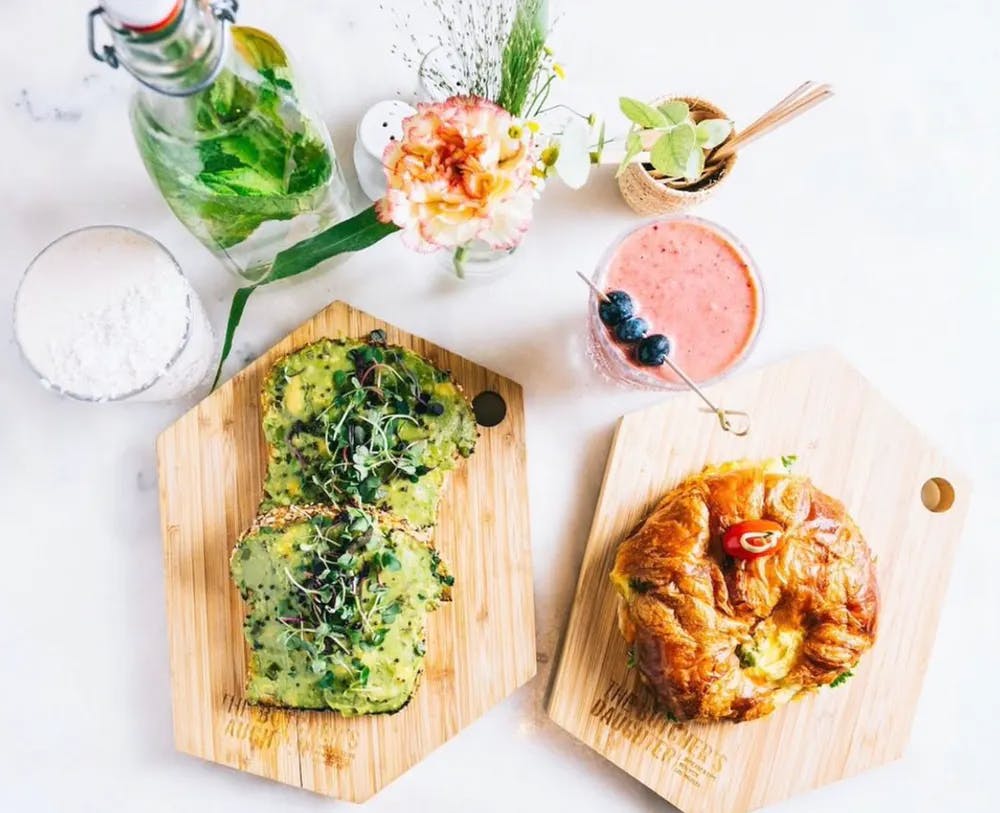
[156,301,535,801]
[548,350,969,813]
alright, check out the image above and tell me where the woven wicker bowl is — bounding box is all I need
[617,95,737,216]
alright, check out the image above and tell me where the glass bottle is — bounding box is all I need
[88,0,353,283]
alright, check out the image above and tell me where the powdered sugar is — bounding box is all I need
[14,226,215,402]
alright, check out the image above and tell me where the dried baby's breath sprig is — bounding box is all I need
[383,0,551,117]
[383,0,514,102]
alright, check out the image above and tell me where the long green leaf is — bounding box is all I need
[683,146,704,182]
[650,133,680,177]
[669,123,697,169]
[211,205,399,389]
[270,205,399,281]
[212,284,259,389]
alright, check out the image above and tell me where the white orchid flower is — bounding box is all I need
[553,116,592,189]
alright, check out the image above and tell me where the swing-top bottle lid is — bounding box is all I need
[102,0,183,32]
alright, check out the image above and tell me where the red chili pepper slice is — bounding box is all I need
[722,519,783,560]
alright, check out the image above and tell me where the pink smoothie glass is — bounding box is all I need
[587,216,764,391]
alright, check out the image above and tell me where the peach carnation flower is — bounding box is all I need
[377,97,538,252]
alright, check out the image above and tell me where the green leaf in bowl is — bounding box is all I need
[616,131,643,177]
[650,123,696,177]
[696,118,733,150]
[659,99,690,126]
[619,97,668,129]
[683,144,705,182]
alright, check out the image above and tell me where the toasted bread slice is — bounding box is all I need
[231,505,452,714]
[260,333,477,527]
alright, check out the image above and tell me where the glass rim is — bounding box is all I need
[12,224,195,403]
[590,214,765,391]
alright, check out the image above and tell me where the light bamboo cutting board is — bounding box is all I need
[548,350,969,813]
[156,301,535,801]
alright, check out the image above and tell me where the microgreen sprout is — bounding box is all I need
[277,337,446,508]
[278,511,405,689]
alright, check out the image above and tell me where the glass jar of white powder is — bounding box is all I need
[14,226,216,402]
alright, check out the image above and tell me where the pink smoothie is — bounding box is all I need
[604,219,760,384]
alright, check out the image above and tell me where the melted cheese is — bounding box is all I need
[746,626,804,683]
[702,457,786,478]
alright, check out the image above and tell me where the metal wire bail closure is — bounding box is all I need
[87,1,239,97]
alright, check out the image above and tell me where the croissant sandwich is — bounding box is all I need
[611,458,879,723]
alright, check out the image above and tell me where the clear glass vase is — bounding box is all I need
[448,240,518,281]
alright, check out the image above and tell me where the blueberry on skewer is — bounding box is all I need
[598,290,635,326]
[636,334,671,366]
[615,316,649,343]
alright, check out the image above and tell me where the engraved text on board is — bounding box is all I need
[589,680,726,787]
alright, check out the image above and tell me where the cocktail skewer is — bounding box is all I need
[577,271,751,436]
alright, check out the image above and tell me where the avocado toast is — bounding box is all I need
[232,331,477,714]
[260,332,477,527]
[231,505,452,714]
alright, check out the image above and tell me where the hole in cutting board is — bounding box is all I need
[920,477,955,513]
[472,391,506,427]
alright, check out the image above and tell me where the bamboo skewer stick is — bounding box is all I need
[739,90,831,143]
[713,89,831,159]
[737,80,819,138]
[719,88,832,155]
[708,83,833,167]
[770,80,819,113]
[733,82,825,137]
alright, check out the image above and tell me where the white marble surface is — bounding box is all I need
[2,1,998,811]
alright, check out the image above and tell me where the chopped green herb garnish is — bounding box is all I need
[781,454,798,471]
[628,577,655,594]
[626,648,637,669]
[829,670,853,688]
[736,644,757,669]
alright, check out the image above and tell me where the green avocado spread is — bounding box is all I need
[231,506,451,714]
[260,333,477,527]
